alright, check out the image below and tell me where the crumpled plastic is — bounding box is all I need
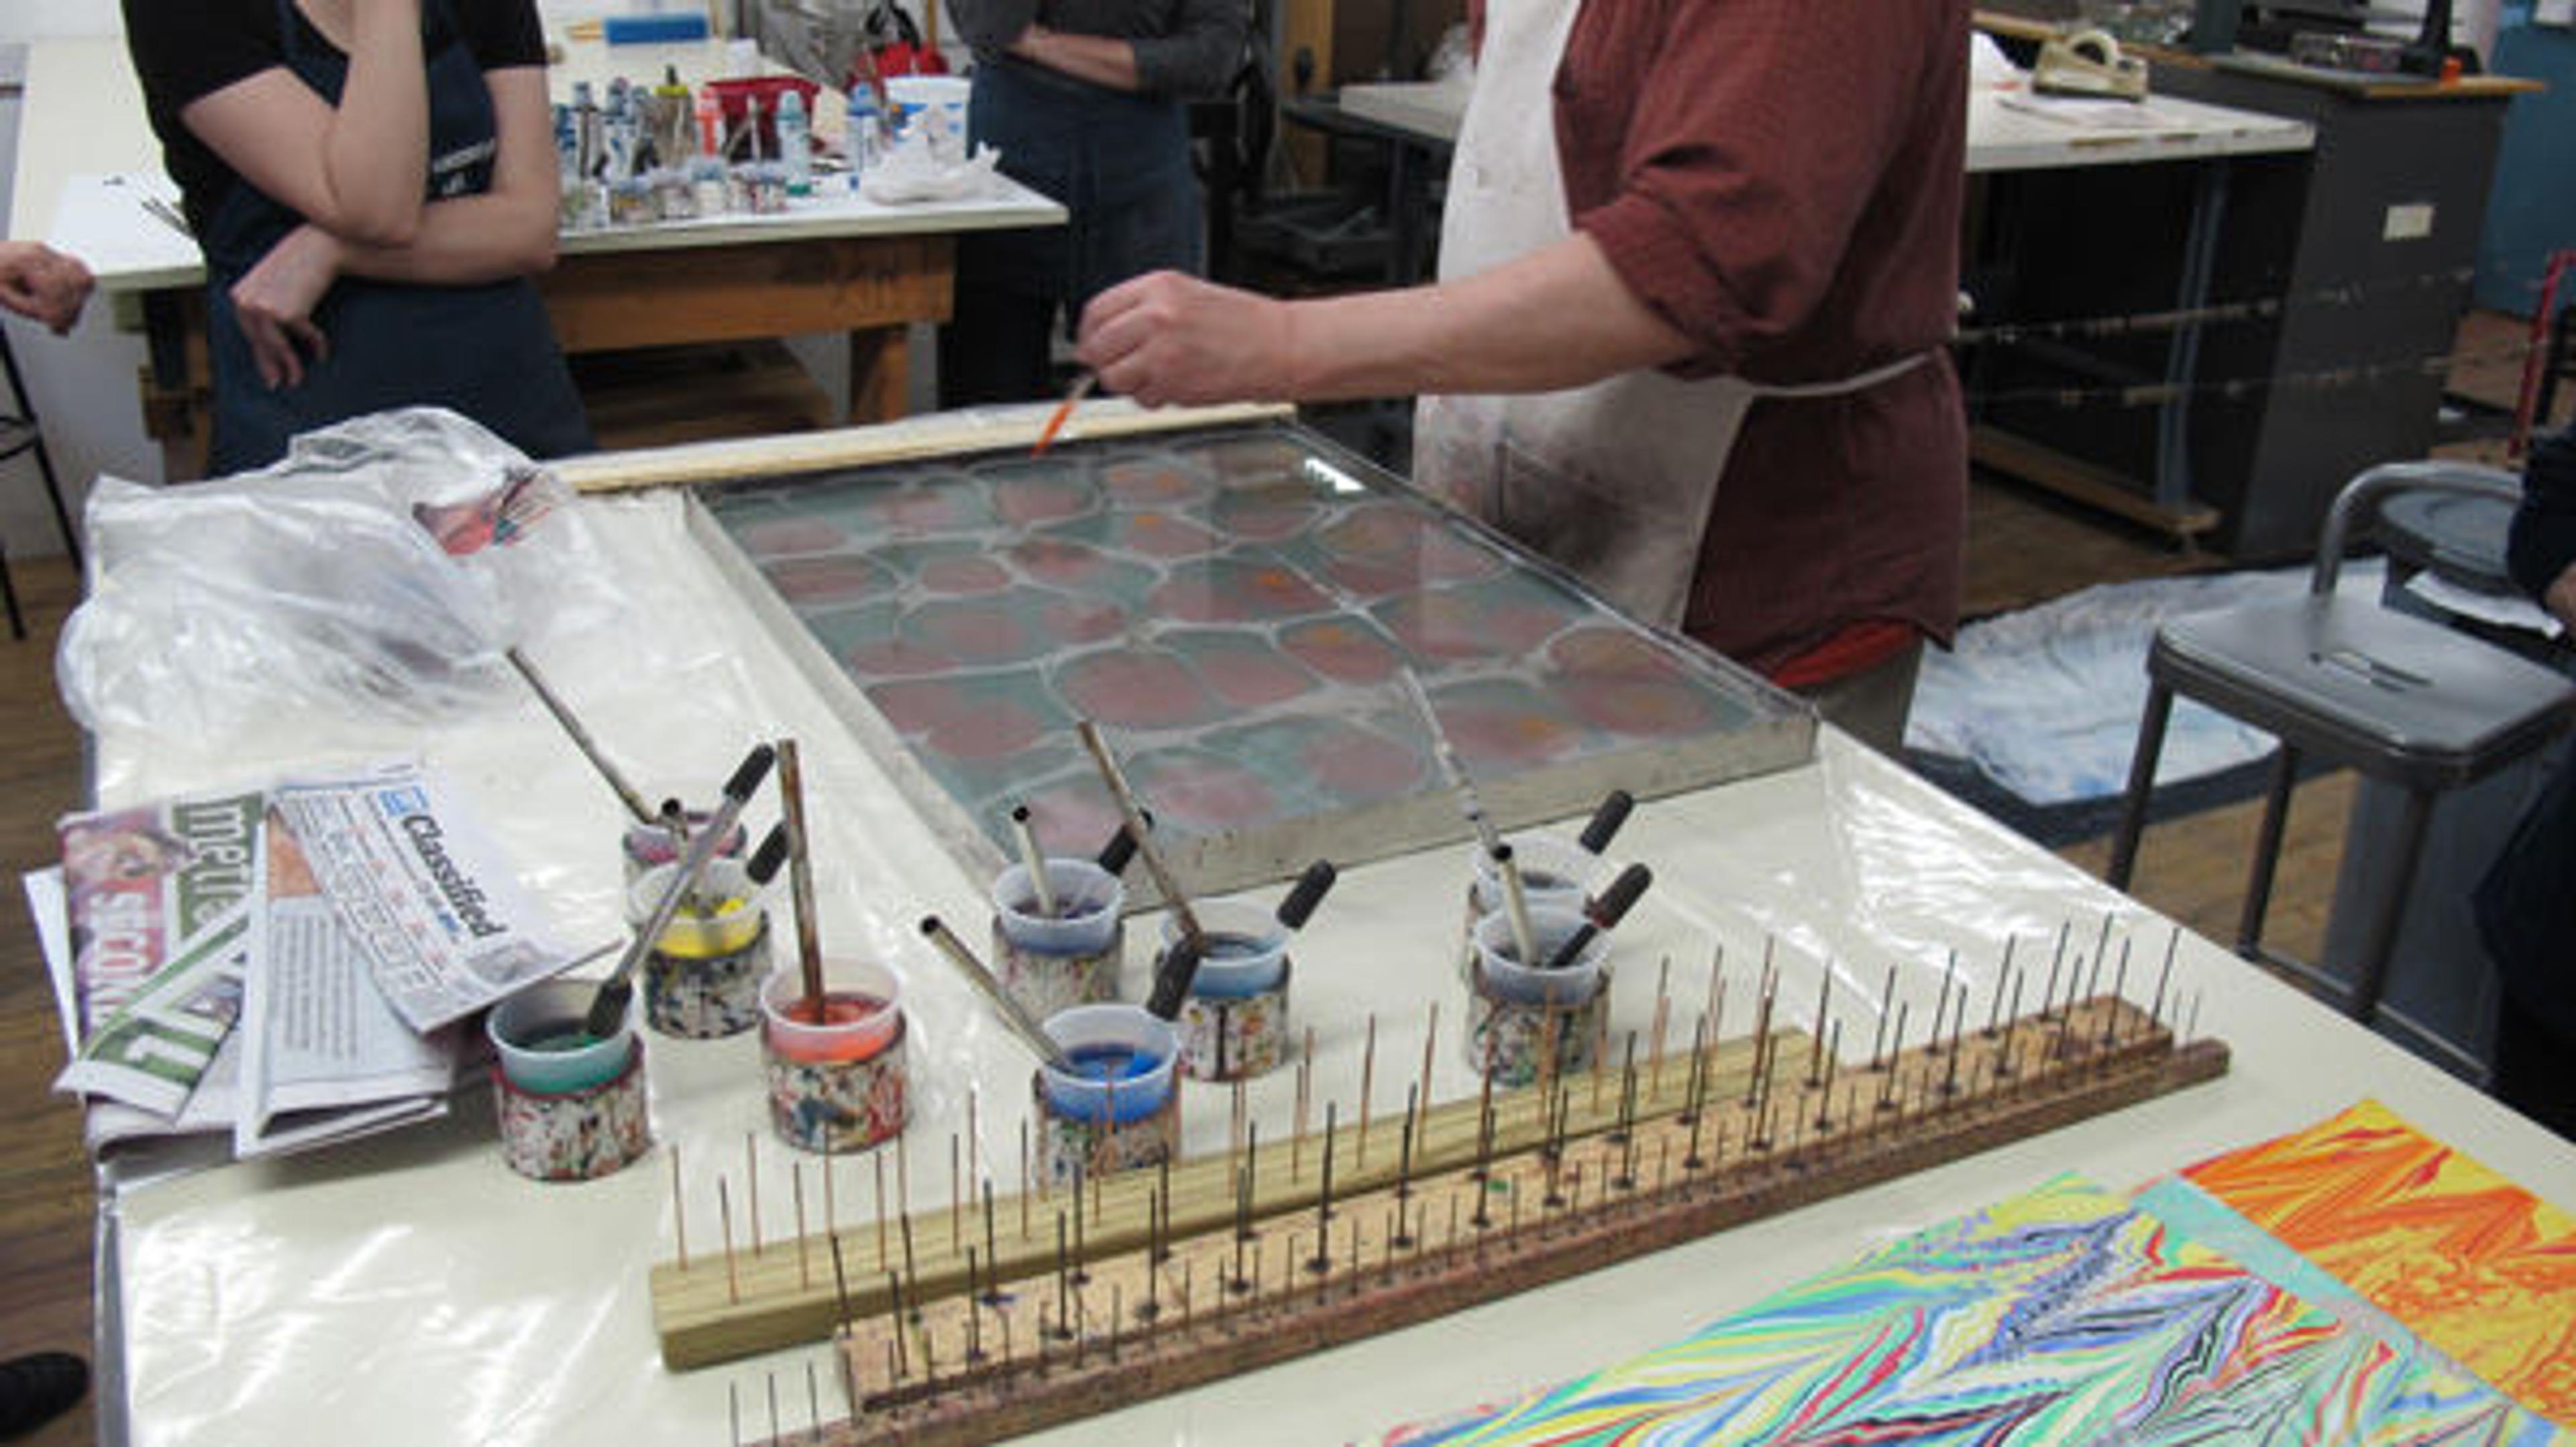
[58,407,632,746]
[859,133,1004,204]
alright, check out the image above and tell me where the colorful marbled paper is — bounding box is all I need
[2183,1098,2576,1426]
[1379,1173,2554,1446]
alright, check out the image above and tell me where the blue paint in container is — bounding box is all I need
[1037,1004,1177,1126]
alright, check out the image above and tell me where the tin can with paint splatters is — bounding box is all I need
[989,859,1125,1023]
[488,981,652,1183]
[1163,900,1293,1081]
[630,858,771,1038]
[1464,905,1610,1088]
[1032,1004,1179,1184]
[759,963,907,1155]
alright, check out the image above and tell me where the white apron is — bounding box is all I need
[1412,0,1927,631]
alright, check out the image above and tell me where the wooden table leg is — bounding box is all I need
[849,325,910,424]
[138,290,213,482]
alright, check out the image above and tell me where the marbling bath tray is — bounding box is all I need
[690,418,1814,901]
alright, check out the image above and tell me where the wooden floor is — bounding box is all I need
[1,555,103,1447]
[1,350,2523,1439]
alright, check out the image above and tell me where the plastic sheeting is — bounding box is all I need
[1904,561,2387,808]
[60,409,639,746]
[89,468,2576,1447]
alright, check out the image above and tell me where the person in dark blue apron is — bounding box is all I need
[123,0,590,475]
[941,0,1246,407]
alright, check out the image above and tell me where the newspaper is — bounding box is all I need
[50,791,264,1117]
[270,765,612,1032]
[235,820,455,1159]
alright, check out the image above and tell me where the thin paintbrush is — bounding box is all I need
[505,645,659,825]
[920,916,1078,1072]
[1073,719,1204,945]
[1032,373,1097,456]
[1396,665,1501,856]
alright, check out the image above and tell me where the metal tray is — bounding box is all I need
[688,416,1814,902]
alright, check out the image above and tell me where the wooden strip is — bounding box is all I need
[650,1028,1790,1369]
[557,401,1296,496]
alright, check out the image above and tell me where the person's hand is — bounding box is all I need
[0,241,95,334]
[229,224,342,389]
[1075,270,1296,407]
[2546,562,2576,635]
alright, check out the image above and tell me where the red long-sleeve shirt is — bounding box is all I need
[1485,0,1970,676]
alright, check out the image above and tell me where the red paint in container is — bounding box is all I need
[765,985,901,1064]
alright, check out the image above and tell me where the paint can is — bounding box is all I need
[630,857,771,1038]
[1457,833,1593,981]
[759,963,908,1155]
[987,859,1124,1022]
[1463,904,1610,1088]
[487,979,652,1183]
[1032,1004,1179,1184]
[1163,900,1292,1081]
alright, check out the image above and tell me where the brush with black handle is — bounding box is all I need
[1147,860,1336,1020]
[1539,863,1654,972]
[1577,789,1635,856]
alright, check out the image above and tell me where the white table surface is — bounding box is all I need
[13,36,1063,296]
[1328,76,2316,174]
[76,419,2576,1447]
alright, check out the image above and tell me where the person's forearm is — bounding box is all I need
[951,0,1039,58]
[2548,564,2576,635]
[1283,235,1696,400]
[327,0,432,242]
[1009,26,1142,92]
[330,189,556,284]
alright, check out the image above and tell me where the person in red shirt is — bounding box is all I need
[1077,0,1968,752]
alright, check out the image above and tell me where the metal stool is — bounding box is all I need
[1,324,83,641]
[2105,460,2576,1026]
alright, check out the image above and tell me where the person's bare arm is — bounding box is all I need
[226,67,559,388]
[2546,564,2576,634]
[179,0,430,245]
[329,67,559,282]
[0,242,94,333]
[1075,233,1697,406]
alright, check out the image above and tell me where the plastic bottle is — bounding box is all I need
[776,87,812,195]
[693,85,724,161]
[571,79,602,180]
[845,81,883,184]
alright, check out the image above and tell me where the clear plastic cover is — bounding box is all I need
[58,409,635,746]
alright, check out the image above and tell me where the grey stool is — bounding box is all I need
[2105,460,2576,1026]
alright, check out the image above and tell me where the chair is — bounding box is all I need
[2104,460,2576,1027]
[1,324,84,640]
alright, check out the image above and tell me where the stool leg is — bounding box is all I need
[2235,744,2302,959]
[2345,787,2436,1024]
[0,331,79,570]
[2106,682,2176,890]
[1,535,25,641]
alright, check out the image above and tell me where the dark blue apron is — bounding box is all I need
[959,56,1201,313]
[204,0,590,474]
